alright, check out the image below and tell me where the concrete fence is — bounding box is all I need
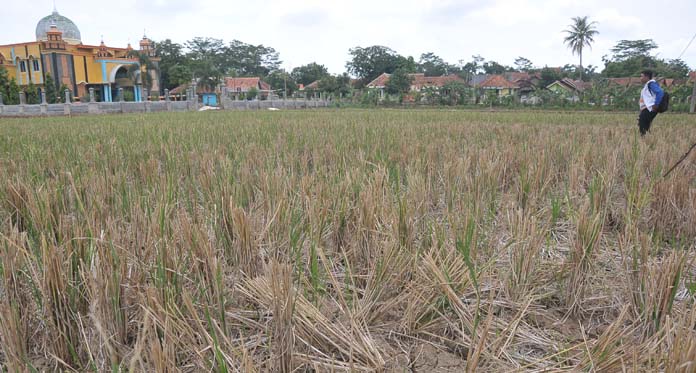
[0,90,331,117]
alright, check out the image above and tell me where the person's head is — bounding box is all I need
[640,70,654,84]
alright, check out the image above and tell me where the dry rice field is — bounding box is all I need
[1,109,695,372]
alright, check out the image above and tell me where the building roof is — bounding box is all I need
[305,80,320,90]
[36,10,81,44]
[224,77,271,91]
[366,73,391,88]
[480,74,519,89]
[606,77,643,87]
[411,74,467,89]
[367,73,467,89]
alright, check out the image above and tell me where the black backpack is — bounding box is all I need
[648,84,670,113]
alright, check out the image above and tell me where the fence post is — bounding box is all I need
[18,92,26,114]
[40,91,48,115]
[88,88,99,114]
[165,89,171,111]
[118,88,124,113]
[143,88,151,112]
[64,89,71,116]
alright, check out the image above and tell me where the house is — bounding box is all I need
[304,80,320,90]
[479,75,519,97]
[169,83,219,105]
[366,73,466,92]
[224,77,272,99]
[546,78,589,102]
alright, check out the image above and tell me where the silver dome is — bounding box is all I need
[36,11,82,44]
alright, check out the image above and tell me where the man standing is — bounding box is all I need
[638,69,664,136]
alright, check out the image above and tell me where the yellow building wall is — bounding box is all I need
[73,55,87,83]
[85,59,104,84]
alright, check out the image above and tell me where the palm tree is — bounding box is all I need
[563,16,599,80]
[126,50,158,94]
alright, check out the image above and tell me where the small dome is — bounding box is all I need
[36,10,82,44]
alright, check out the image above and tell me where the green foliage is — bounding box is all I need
[44,73,58,104]
[418,52,457,76]
[246,87,258,100]
[264,69,297,96]
[385,68,413,95]
[167,64,192,88]
[291,63,330,86]
[346,45,416,86]
[126,50,159,93]
[563,16,599,79]
[317,73,352,97]
[609,39,658,61]
[25,82,40,104]
[514,57,534,72]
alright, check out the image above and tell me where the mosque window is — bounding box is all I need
[20,61,26,72]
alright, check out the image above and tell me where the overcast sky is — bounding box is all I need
[2,0,694,75]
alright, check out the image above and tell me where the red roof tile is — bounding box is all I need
[305,80,320,90]
[480,75,519,89]
[607,77,642,87]
[224,77,271,91]
[367,73,466,89]
[366,73,391,88]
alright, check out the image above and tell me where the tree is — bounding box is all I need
[539,66,561,88]
[154,39,186,91]
[185,37,226,89]
[602,39,659,77]
[291,63,330,86]
[385,68,413,95]
[418,52,453,76]
[482,61,509,75]
[225,40,281,77]
[0,66,10,103]
[318,73,352,97]
[563,16,599,80]
[127,50,159,93]
[6,78,20,105]
[514,57,533,72]
[609,39,657,61]
[265,69,297,97]
[25,82,40,104]
[658,59,691,79]
[346,46,415,86]
[167,64,192,88]
[44,73,58,103]
[458,55,485,82]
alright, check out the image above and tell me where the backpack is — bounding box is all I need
[648,83,670,113]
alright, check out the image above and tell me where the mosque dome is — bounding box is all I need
[36,10,82,44]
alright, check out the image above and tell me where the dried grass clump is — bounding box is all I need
[0,110,694,371]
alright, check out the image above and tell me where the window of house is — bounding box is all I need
[33,60,40,71]
[20,61,26,72]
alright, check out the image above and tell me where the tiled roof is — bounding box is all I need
[224,77,271,91]
[505,72,531,82]
[366,73,391,88]
[305,80,320,90]
[480,74,519,89]
[606,77,642,87]
[411,74,466,89]
[367,73,466,89]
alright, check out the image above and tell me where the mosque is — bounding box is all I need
[0,7,160,102]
